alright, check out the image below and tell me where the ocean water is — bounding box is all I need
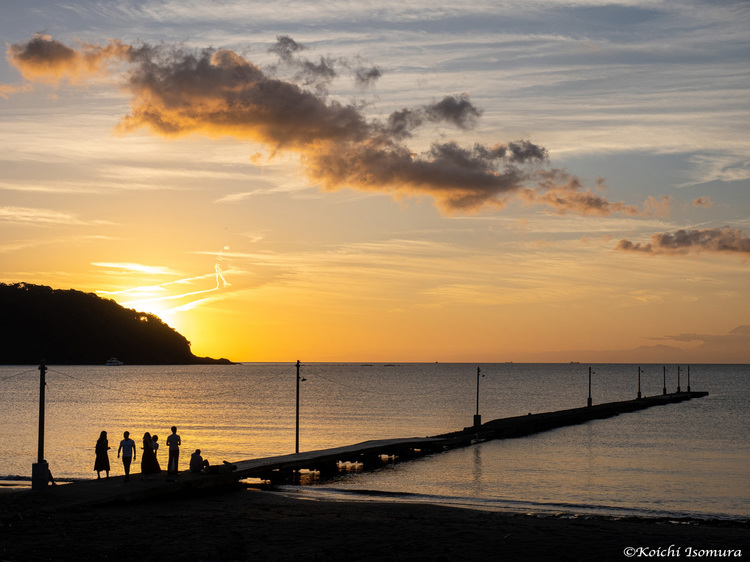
[0,363,748,520]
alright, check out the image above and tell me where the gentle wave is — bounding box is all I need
[276,485,750,523]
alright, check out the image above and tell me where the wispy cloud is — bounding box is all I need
[0,206,111,226]
[91,262,179,275]
[0,82,32,98]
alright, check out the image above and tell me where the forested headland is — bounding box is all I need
[0,283,232,365]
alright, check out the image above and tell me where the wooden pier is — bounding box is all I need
[3,391,708,513]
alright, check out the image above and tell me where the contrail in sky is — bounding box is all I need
[5,33,667,216]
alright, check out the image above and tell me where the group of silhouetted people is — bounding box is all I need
[94,426,186,481]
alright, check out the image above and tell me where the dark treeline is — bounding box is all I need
[0,283,232,365]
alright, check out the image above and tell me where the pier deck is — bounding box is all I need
[1,391,708,513]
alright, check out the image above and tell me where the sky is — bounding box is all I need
[1,0,749,363]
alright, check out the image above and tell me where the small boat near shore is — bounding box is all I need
[105,357,124,366]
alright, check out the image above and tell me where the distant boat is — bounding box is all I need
[105,357,124,366]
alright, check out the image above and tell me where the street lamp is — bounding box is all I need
[637,366,642,399]
[31,360,48,491]
[474,367,483,427]
[295,360,306,454]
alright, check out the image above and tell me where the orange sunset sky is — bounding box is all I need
[1,1,749,362]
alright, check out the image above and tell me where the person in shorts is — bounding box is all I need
[117,431,136,482]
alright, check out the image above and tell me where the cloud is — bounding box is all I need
[354,66,382,88]
[5,33,129,84]
[616,227,750,255]
[693,196,713,208]
[6,34,659,216]
[653,325,750,363]
[91,262,178,275]
[0,206,110,226]
[0,82,32,98]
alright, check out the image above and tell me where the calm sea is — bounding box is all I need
[1,363,747,520]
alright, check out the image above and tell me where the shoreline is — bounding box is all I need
[4,477,748,524]
[275,484,750,524]
[1,485,747,561]
[3,474,749,524]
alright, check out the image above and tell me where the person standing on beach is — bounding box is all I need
[152,434,159,460]
[140,432,161,477]
[117,431,136,482]
[166,426,181,475]
[94,430,110,479]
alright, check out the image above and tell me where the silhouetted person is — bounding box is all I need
[166,426,181,475]
[46,462,56,486]
[189,449,210,473]
[152,434,159,459]
[117,431,136,482]
[140,432,161,477]
[94,430,111,479]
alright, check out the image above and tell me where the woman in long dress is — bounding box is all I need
[94,430,110,479]
[141,432,161,476]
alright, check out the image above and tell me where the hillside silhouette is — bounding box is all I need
[0,283,232,365]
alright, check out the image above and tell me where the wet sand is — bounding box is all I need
[1,485,748,561]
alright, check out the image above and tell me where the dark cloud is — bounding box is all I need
[354,66,382,87]
[269,35,338,94]
[616,227,750,255]
[424,93,483,129]
[267,35,305,63]
[6,34,660,216]
[384,95,484,140]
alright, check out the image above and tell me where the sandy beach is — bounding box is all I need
[1,483,747,562]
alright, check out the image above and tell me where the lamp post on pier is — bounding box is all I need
[295,360,303,454]
[474,367,484,427]
[31,360,48,490]
[637,366,642,399]
[677,365,682,393]
[687,365,691,392]
[663,366,667,395]
[587,367,593,407]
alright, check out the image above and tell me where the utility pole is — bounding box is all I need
[31,360,48,490]
[587,367,593,407]
[677,365,682,393]
[663,366,667,395]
